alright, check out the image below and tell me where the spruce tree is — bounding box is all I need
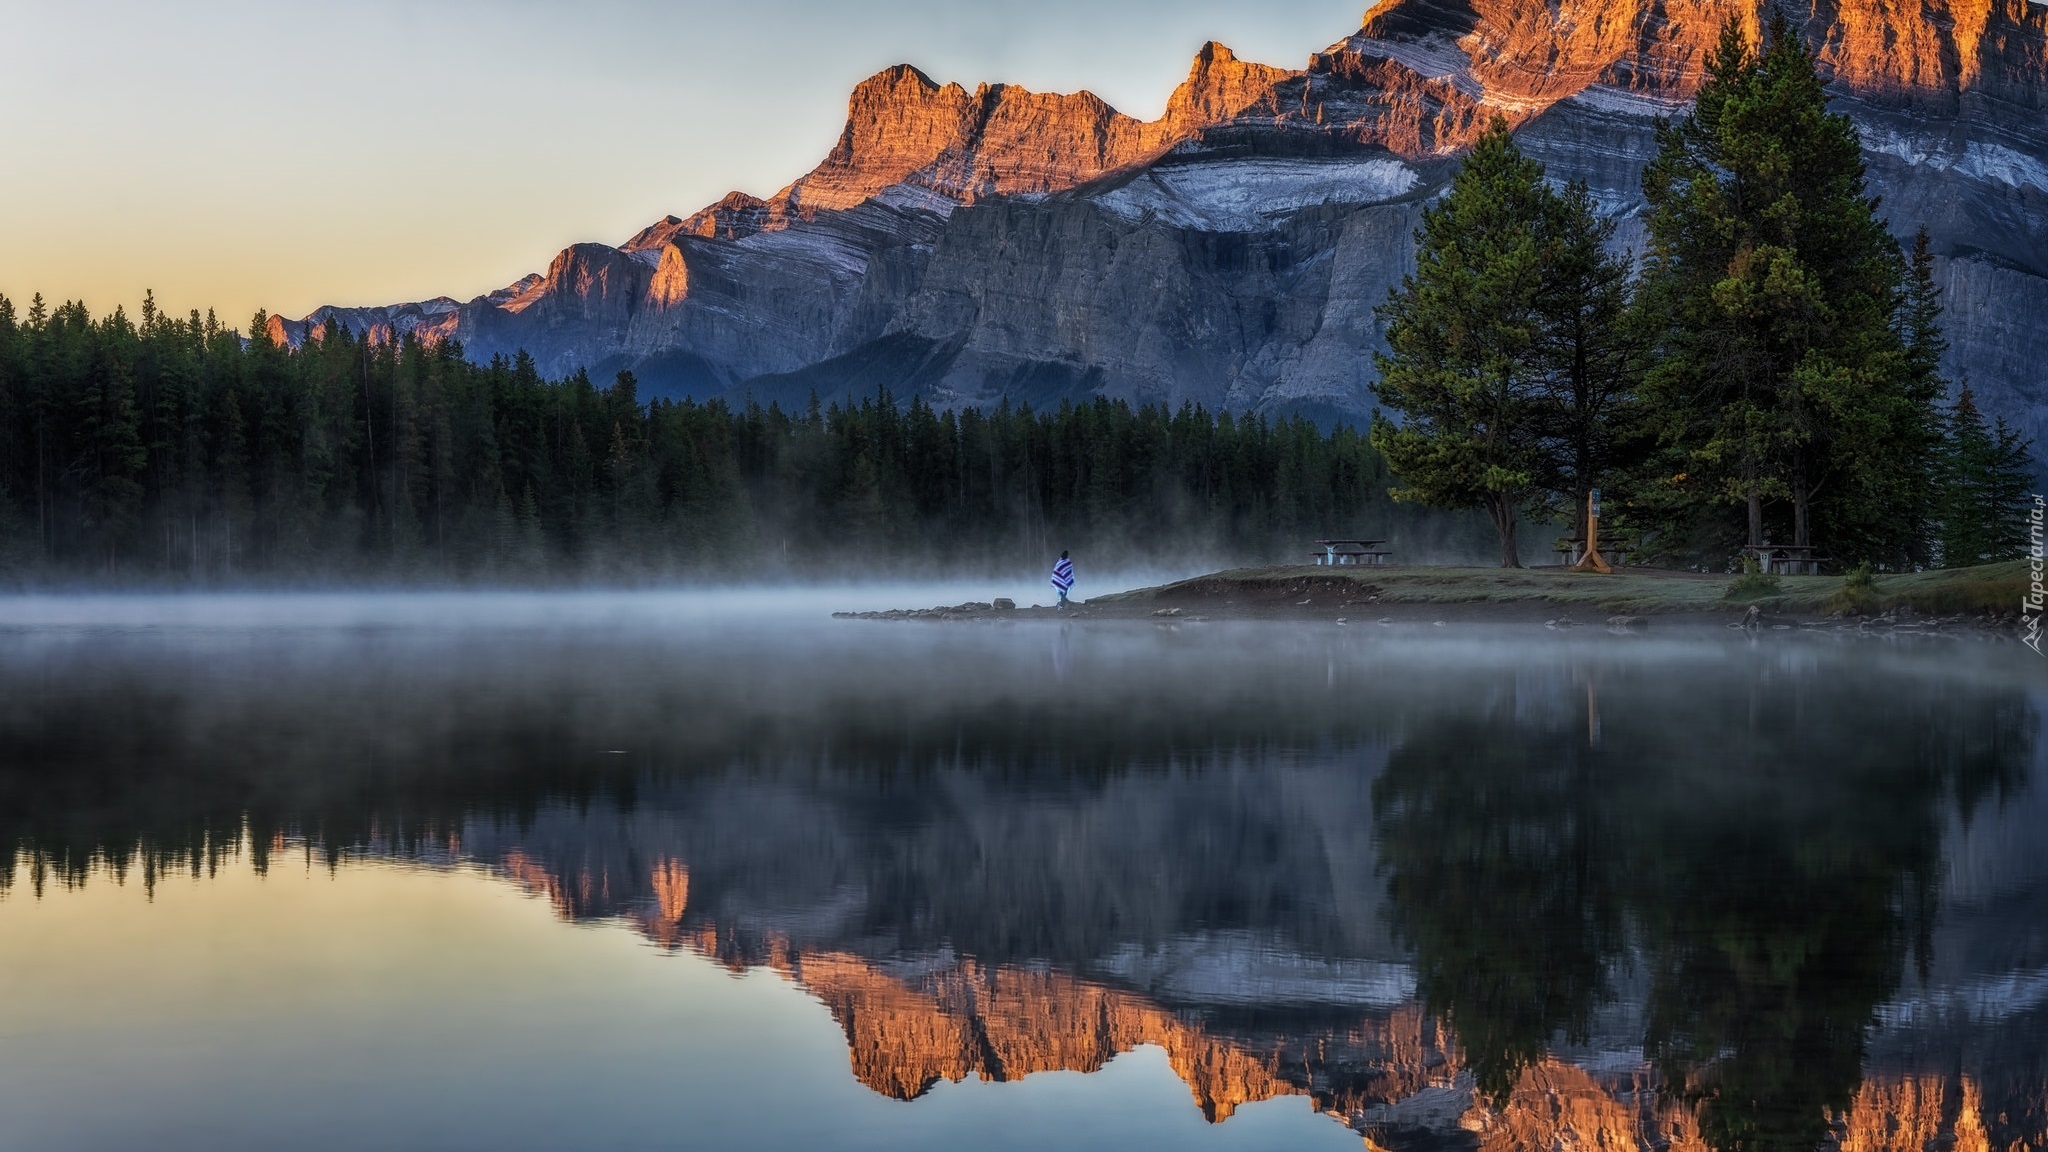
[1639,17,1922,563]
[1531,180,1647,543]
[0,295,27,574]
[1887,230,1950,567]
[74,306,147,571]
[1372,118,1551,567]
[1938,386,2036,565]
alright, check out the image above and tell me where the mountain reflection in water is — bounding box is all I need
[0,605,2042,1152]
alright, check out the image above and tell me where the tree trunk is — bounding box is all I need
[1746,483,1764,548]
[1489,495,1522,568]
[1792,481,1811,549]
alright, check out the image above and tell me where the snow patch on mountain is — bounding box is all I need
[1564,83,1693,117]
[1091,157,1420,231]
[734,219,871,278]
[1091,931,1418,1008]
[1862,126,2048,191]
[870,182,963,217]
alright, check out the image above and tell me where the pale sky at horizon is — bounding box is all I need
[0,0,1369,327]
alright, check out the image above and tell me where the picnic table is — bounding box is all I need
[1740,544,1830,576]
[1312,538,1393,566]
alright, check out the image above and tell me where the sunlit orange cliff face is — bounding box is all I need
[483,851,2048,1150]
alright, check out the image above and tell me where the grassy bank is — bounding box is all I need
[1098,560,2032,618]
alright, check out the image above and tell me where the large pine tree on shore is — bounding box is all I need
[1371,119,1551,568]
[1372,120,1645,567]
[1530,180,1649,546]
[1638,16,1930,564]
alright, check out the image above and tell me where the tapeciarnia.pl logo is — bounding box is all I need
[2026,495,2045,656]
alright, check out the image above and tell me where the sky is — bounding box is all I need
[0,0,1367,327]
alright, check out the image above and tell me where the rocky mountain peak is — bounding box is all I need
[622,192,773,251]
[504,242,647,321]
[684,191,771,240]
[1160,40,1299,132]
[620,215,685,253]
[765,38,1336,218]
[774,62,1165,214]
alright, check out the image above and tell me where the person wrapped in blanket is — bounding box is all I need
[1050,551,1075,608]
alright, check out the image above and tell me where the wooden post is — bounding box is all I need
[1571,488,1612,574]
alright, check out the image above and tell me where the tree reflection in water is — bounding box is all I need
[1374,664,2031,1149]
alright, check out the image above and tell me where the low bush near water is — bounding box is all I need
[1724,561,1782,601]
[1825,563,1884,616]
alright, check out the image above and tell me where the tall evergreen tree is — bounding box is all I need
[1531,180,1648,542]
[72,305,148,570]
[1938,386,2035,566]
[1372,118,1552,567]
[1886,230,1951,567]
[1638,17,1924,563]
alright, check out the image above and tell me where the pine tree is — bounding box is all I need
[215,387,252,578]
[1938,386,2036,565]
[1886,230,1950,567]
[0,294,28,574]
[1638,17,1920,563]
[1372,118,1551,567]
[1531,180,1648,542]
[74,307,148,571]
[515,481,546,572]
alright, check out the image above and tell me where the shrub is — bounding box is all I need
[1724,567,1782,601]
[1824,562,1884,616]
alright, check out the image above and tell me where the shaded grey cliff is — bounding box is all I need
[268,0,2048,447]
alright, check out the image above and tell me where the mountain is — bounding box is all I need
[266,0,2048,446]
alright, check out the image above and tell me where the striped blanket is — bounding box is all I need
[1050,557,1075,594]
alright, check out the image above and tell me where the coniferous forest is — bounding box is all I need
[0,292,1417,583]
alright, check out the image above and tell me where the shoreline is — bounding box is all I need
[836,561,2034,635]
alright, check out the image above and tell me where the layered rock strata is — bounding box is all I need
[270,0,2048,467]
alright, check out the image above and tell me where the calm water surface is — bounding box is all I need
[0,591,2042,1152]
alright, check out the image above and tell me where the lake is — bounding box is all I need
[0,590,2042,1151]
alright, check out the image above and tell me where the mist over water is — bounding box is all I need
[1,593,2043,1152]
[0,573,1201,630]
